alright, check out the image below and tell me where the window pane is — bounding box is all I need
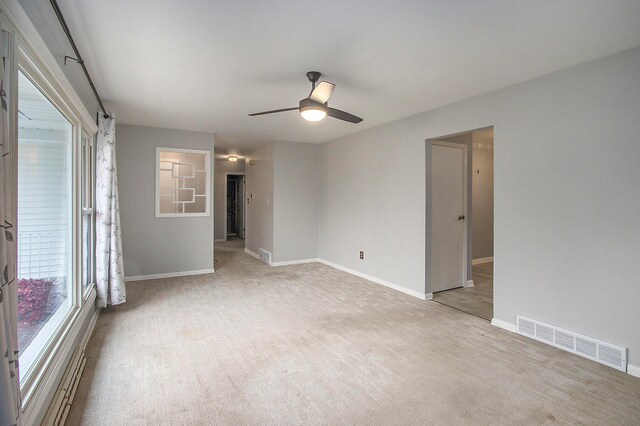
[17,71,73,377]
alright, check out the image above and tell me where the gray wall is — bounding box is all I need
[319,47,640,365]
[214,158,245,240]
[245,142,274,256]
[472,134,494,260]
[319,129,426,292]
[273,141,320,262]
[117,124,214,277]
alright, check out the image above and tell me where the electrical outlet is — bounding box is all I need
[359,251,364,260]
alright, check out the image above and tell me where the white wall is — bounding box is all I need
[245,142,274,256]
[273,141,319,263]
[319,47,640,366]
[214,158,245,240]
[319,127,427,294]
[472,134,494,260]
[117,124,215,277]
[245,140,320,263]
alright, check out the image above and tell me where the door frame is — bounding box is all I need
[429,140,469,292]
[224,172,246,240]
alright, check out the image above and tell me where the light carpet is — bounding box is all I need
[66,243,640,425]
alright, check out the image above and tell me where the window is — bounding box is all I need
[2,11,99,422]
[82,134,95,295]
[16,70,74,377]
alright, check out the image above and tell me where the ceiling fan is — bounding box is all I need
[249,71,363,123]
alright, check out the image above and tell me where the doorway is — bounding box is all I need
[429,128,494,321]
[225,173,245,240]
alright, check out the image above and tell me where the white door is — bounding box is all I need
[431,142,466,292]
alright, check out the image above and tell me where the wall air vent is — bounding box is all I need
[516,315,627,372]
[259,248,271,265]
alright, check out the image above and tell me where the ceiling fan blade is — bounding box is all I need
[327,107,363,123]
[249,107,298,116]
[309,82,335,104]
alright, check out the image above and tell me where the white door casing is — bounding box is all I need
[431,141,467,292]
[224,172,246,240]
[238,176,245,239]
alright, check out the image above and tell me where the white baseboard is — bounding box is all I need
[627,364,640,378]
[491,318,517,333]
[317,259,428,300]
[271,258,320,267]
[243,251,428,301]
[125,268,215,282]
[244,248,260,259]
[472,256,494,265]
[464,280,475,288]
[214,238,226,242]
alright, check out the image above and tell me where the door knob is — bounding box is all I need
[458,215,465,221]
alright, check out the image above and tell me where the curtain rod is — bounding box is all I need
[49,0,109,119]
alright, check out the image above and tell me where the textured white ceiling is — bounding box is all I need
[22,1,640,152]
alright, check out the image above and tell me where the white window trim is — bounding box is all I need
[81,131,96,299]
[17,41,82,394]
[1,1,100,424]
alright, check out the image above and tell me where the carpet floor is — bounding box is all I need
[66,243,640,425]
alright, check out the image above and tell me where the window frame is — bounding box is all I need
[16,44,82,400]
[155,147,211,217]
[81,131,96,299]
[1,18,99,420]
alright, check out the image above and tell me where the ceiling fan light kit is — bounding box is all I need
[299,99,327,122]
[249,71,362,124]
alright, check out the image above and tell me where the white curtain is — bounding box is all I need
[0,47,22,425]
[96,115,126,308]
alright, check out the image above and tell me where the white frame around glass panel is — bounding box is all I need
[16,68,75,375]
[1,2,99,423]
[155,147,210,217]
[16,47,80,392]
[81,131,96,298]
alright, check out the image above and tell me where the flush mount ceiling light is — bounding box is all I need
[249,71,362,124]
[228,155,238,162]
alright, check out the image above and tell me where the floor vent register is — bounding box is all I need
[517,315,627,372]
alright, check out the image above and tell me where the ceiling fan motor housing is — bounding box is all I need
[299,98,327,111]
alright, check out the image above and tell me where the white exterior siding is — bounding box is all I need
[17,135,71,280]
